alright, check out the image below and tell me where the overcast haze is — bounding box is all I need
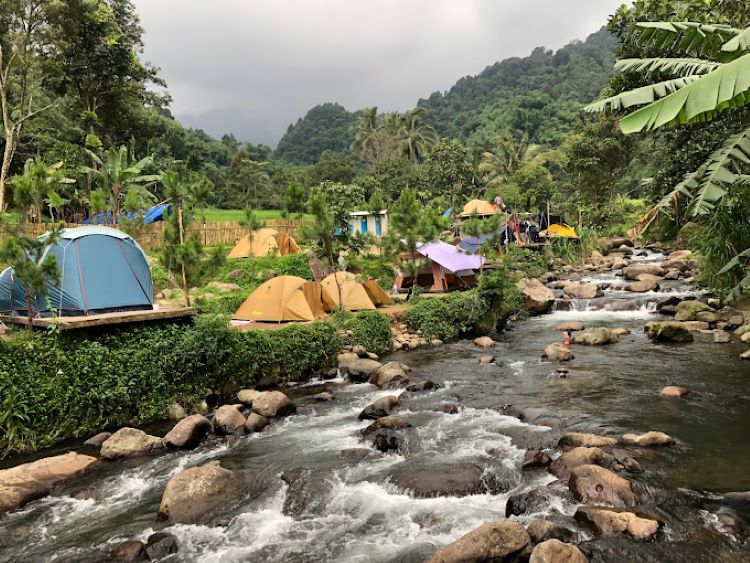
[134,0,626,147]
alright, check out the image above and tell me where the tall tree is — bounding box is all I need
[478,133,539,189]
[397,107,439,165]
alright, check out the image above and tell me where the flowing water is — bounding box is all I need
[1,250,749,562]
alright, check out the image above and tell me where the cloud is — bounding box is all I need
[134,0,626,146]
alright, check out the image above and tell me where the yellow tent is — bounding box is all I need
[363,279,394,306]
[539,223,578,239]
[321,272,376,311]
[232,276,333,322]
[228,228,301,259]
[460,199,497,217]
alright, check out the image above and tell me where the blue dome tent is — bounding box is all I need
[0,226,154,317]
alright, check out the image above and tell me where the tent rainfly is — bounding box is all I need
[321,272,376,311]
[362,279,394,306]
[0,226,153,317]
[232,275,334,322]
[396,240,484,293]
[228,228,301,259]
[459,199,498,218]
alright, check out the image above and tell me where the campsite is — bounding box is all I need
[1,1,750,562]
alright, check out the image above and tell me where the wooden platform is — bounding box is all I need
[0,307,195,331]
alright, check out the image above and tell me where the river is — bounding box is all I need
[1,249,749,562]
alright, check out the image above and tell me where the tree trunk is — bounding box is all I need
[24,285,34,332]
[0,136,12,212]
[177,205,191,307]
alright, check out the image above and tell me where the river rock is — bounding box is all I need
[244,413,270,433]
[664,268,681,280]
[158,461,245,524]
[340,448,376,462]
[550,446,612,479]
[100,428,164,460]
[281,468,333,517]
[480,354,496,365]
[436,403,461,414]
[569,465,637,508]
[0,452,99,514]
[523,449,552,469]
[742,331,750,343]
[626,279,659,293]
[84,432,111,448]
[405,380,443,392]
[575,506,658,540]
[645,321,694,343]
[659,386,689,398]
[622,431,674,446]
[542,342,574,362]
[612,327,630,337]
[696,310,721,323]
[424,520,531,563]
[163,415,212,449]
[358,396,399,420]
[369,362,410,389]
[563,283,602,299]
[558,432,617,448]
[341,358,383,383]
[526,519,575,544]
[251,391,297,417]
[167,403,187,421]
[237,389,261,406]
[361,415,412,437]
[572,328,619,345]
[111,539,145,561]
[529,539,587,563]
[556,321,585,331]
[213,405,246,435]
[389,462,497,498]
[506,488,553,516]
[373,429,408,453]
[623,264,664,280]
[714,331,731,343]
[742,349,750,360]
[352,344,367,357]
[518,278,555,314]
[144,532,179,560]
[674,300,713,321]
[473,336,495,348]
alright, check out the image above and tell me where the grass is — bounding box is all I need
[200,209,313,223]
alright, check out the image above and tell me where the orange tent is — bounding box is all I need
[228,228,301,259]
[321,272,376,311]
[459,199,497,217]
[232,276,333,322]
[363,279,394,306]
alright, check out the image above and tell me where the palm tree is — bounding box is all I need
[586,20,750,297]
[396,107,439,165]
[351,106,379,156]
[10,158,74,223]
[478,133,539,188]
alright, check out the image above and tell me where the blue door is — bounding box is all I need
[375,216,382,237]
[360,217,368,234]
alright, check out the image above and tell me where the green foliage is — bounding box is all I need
[0,317,341,455]
[500,246,548,279]
[403,291,491,341]
[344,311,392,354]
[217,254,312,289]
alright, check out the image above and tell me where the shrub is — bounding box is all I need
[196,290,250,315]
[217,254,312,289]
[403,290,491,341]
[345,311,392,354]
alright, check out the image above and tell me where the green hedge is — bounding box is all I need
[403,291,491,341]
[345,311,392,354]
[218,254,312,289]
[0,316,340,455]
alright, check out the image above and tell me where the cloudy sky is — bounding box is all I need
[134,0,627,147]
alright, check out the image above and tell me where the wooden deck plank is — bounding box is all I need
[0,307,194,331]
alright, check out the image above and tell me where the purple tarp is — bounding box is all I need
[416,240,484,273]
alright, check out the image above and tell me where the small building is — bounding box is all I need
[395,240,484,293]
[348,210,388,238]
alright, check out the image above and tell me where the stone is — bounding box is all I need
[351,344,367,357]
[0,452,98,514]
[431,339,443,346]
[675,300,713,322]
[518,278,556,314]
[390,462,498,499]
[341,358,383,383]
[158,461,246,524]
[681,320,710,331]
[623,264,664,280]
[664,269,681,280]
[312,391,335,402]
[337,351,359,365]
[559,432,617,448]
[435,403,461,414]
[111,539,145,561]
[659,386,689,398]
[340,448,376,462]
[361,415,412,437]
[563,283,602,299]
[636,273,663,283]
[526,519,575,544]
[622,431,674,447]
[549,447,609,479]
[237,389,261,406]
[542,342,574,362]
[522,449,552,469]
[251,391,297,417]
[742,349,750,360]
[144,532,178,560]
[569,465,637,508]
[367,352,379,360]
[696,311,721,323]
[626,280,659,293]
[368,362,410,389]
[529,539,588,563]
[473,336,495,348]
[358,395,400,420]
[100,428,163,460]
[373,429,407,453]
[645,321,694,343]
[213,405,247,435]
[506,489,553,517]
[575,506,658,540]
[244,413,270,433]
[424,521,531,563]
[163,415,212,449]
[405,380,443,392]
[167,403,187,421]
[555,321,584,331]
[207,281,241,293]
[480,355,496,365]
[668,249,692,260]
[572,328,619,346]
[83,432,111,448]
[612,327,630,337]
[742,332,750,344]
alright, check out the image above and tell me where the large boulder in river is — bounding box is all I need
[163,415,212,449]
[622,431,674,447]
[518,278,555,314]
[158,461,246,524]
[100,428,164,460]
[575,506,658,540]
[0,452,98,514]
[251,391,297,418]
[368,362,410,389]
[361,415,412,437]
[569,464,637,508]
[530,539,588,563]
[645,321,694,343]
[542,342,574,362]
[572,328,619,345]
[473,336,495,348]
[526,519,575,544]
[626,279,659,293]
[213,405,246,435]
[506,488,554,516]
[549,447,610,479]
[389,462,499,498]
[563,283,602,299]
[341,358,383,383]
[425,520,531,563]
[358,395,399,420]
[559,433,618,448]
[674,300,713,321]
[623,264,664,281]
[237,389,261,406]
[244,413,270,433]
